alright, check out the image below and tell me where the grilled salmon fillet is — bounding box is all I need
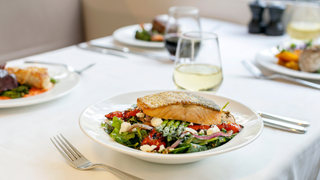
[6,67,53,90]
[137,91,222,125]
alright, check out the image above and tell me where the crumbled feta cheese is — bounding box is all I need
[184,127,198,135]
[140,145,157,152]
[136,112,144,118]
[168,148,174,151]
[119,122,131,134]
[131,128,137,132]
[189,123,194,126]
[199,129,205,135]
[158,145,165,152]
[207,125,220,135]
[151,117,163,127]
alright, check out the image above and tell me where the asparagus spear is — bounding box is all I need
[176,121,189,137]
[155,120,168,132]
[163,120,175,137]
[167,121,181,141]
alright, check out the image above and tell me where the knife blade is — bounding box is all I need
[87,43,168,60]
[77,43,127,58]
[263,118,307,134]
[258,111,310,127]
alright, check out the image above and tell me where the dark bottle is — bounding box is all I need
[265,2,286,36]
[248,0,267,34]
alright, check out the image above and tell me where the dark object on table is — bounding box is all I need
[152,14,168,34]
[0,69,19,93]
[265,2,286,36]
[248,0,267,34]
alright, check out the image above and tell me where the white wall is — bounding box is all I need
[82,0,252,40]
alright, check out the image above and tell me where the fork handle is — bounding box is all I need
[277,74,320,90]
[91,163,137,180]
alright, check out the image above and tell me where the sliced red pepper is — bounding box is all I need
[105,111,123,119]
[216,122,242,133]
[123,109,140,119]
[141,129,166,150]
[188,125,211,131]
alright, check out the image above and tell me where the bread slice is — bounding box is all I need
[137,91,222,125]
[6,67,53,90]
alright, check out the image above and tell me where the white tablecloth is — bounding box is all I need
[1,18,320,180]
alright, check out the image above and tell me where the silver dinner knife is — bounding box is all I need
[87,43,168,60]
[258,111,310,127]
[263,118,307,134]
[77,43,127,58]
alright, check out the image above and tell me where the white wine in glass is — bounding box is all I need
[286,1,320,41]
[173,32,223,93]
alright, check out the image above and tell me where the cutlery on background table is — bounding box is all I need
[242,60,320,90]
[51,134,142,180]
[79,42,168,60]
[77,43,127,59]
[25,61,95,75]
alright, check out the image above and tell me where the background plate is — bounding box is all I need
[256,47,320,80]
[113,24,164,48]
[0,62,80,108]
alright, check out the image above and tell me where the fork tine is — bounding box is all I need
[53,136,75,161]
[50,138,74,161]
[57,135,79,160]
[60,134,84,158]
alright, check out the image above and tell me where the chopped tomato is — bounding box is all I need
[141,129,166,150]
[217,122,242,133]
[188,125,211,131]
[123,109,140,119]
[105,111,123,119]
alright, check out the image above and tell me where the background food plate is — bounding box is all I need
[0,62,80,108]
[256,47,320,80]
[79,90,263,164]
[112,23,164,48]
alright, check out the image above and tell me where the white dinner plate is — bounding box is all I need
[256,47,320,80]
[112,24,164,48]
[79,90,263,164]
[0,62,80,108]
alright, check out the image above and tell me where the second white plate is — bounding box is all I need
[256,47,320,80]
[0,62,80,108]
[113,24,164,48]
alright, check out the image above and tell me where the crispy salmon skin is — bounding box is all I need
[137,91,222,125]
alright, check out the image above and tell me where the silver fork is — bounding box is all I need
[242,60,320,90]
[25,61,95,75]
[51,134,141,180]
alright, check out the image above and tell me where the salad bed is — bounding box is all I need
[101,106,242,154]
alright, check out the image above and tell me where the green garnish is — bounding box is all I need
[222,102,229,110]
[306,40,313,47]
[290,43,296,49]
[0,85,30,99]
[50,78,59,84]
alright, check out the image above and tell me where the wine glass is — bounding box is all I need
[164,6,201,60]
[173,31,223,93]
[286,1,320,42]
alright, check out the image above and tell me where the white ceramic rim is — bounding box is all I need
[79,90,263,159]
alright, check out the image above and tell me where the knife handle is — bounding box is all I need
[263,118,307,134]
[258,111,310,127]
